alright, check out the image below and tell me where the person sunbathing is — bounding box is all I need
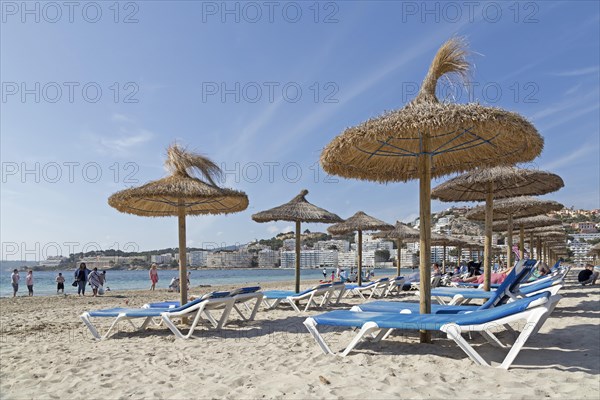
[458,264,515,285]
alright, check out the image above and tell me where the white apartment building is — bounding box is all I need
[569,241,593,265]
[188,251,208,267]
[280,250,338,268]
[315,239,350,252]
[207,251,253,268]
[258,249,279,268]
[151,253,173,264]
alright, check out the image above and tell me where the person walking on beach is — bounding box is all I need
[56,273,65,294]
[10,269,19,297]
[88,268,102,297]
[25,270,34,296]
[75,263,89,296]
[149,264,159,290]
[322,268,327,278]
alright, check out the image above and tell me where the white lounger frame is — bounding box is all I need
[263,286,334,312]
[303,294,561,370]
[81,297,235,340]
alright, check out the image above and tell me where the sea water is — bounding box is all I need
[0,267,415,297]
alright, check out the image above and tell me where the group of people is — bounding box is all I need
[10,269,34,297]
[321,267,373,283]
[73,263,108,296]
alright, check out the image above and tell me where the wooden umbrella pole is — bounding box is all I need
[442,245,446,274]
[418,134,432,343]
[519,225,525,260]
[483,182,493,291]
[457,245,462,269]
[177,201,188,309]
[357,230,363,286]
[397,238,402,277]
[506,214,513,268]
[295,220,301,293]
[529,232,534,260]
[537,236,542,262]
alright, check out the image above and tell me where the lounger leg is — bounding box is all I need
[140,317,154,331]
[341,322,381,357]
[480,329,507,348]
[80,313,101,340]
[304,294,316,312]
[531,295,561,336]
[263,298,281,310]
[287,298,301,313]
[373,328,392,342]
[304,318,335,355]
[336,288,346,304]
[247,295,263,321]
[216,301,235,329]
[232,304,248,321]
[443,324,490,367]
[203,310,219,328]
[499,308,548,370]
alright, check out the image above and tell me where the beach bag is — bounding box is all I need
[98,286,105,295]
[72,280,78,287]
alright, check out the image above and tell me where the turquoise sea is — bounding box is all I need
[0,267,412,297]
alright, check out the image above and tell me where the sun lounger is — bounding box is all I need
[384,276,405,297]
[345,278,390,299]
[409,275,441,291]
[354,259,535,314]
[144,286,263,322]
[81,291,235,340]
[304,291,560,369]
[262,283,332,312]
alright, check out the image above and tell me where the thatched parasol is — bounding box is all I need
[430,233,466,273]
[466,196,563,267]
[432,167,563,291]
[320,37,543,342]
[494,215,562,263]
[373,221,420,275]
[252,189,341,293]
[109,144,249,306]
[328,212,393,285]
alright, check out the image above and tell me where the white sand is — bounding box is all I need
[1,272,599,399]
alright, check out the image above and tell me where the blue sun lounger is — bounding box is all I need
[81,291,235,340]
[262,283,333,312]
[144,286,264,322]
[353,260,535,314]
[345,277,390,299]
[304,291,560,369]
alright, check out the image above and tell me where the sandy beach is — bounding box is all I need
[1,271,598,400]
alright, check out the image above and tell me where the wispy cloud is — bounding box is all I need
[550,66,600,77]
[87,114,155,156]
[539,143,599,170]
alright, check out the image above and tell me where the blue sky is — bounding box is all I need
[1,1,599,260]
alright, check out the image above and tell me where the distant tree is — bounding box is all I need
[327,245,339,251]
[304,229,311,234]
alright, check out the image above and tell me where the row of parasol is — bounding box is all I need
[107,37,571,343]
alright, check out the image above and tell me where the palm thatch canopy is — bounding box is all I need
[252,189,341,293]
[493,215,562,231]
[432,167,563,291]
[252,189,341,223]
[466,196,564,221]
[108,144,249,307]
[328,211,393,235]
[430,232,466,246]
[329,212,392,286]
[432,168,564,202]
[319,37,544,343]
[109,145,248,216]
[372,221,420,241]
[524,226,566,235]
[320,38,543,182]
